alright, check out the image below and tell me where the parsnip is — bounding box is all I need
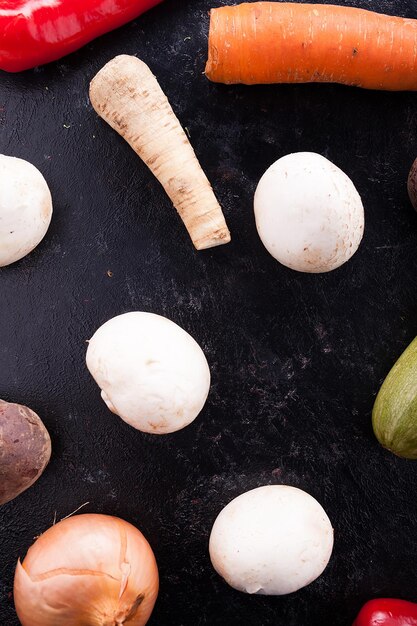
[90,55,231,250]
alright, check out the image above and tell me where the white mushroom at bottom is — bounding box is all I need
[86,312,211,434]
[254,152,364,273]
[209,485,334,595]
[0,154,52,267]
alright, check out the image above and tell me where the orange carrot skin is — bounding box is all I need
[205,2,417,90]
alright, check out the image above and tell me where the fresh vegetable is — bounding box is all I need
[205,3,417,91]
[373,336,417,459]
[0,0,163,73]
[0,399,51,505]
[89,55,231,250]
[353,598,417,626]
[254,152,364,273]
[209,485,333,595]
[407,158,417,211]
[0,155,52,267]
[86,312,211,434]
[14,513,159,626]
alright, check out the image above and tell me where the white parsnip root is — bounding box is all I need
[90,55,231,250]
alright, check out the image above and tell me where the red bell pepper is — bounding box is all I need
[0,0,163,73]
[353,599,417,626]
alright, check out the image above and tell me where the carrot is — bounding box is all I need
[90,55,231,250]
[205,2,417,91]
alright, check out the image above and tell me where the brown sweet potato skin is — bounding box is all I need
[407,158,417,211]
[0,400,51,505]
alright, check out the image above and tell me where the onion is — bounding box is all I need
[14,514,159,626]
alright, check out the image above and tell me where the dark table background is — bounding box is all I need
[1,1,417,624]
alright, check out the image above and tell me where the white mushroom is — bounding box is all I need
[86,312,211,434]
[209,485,334,595]
[0,155,52,267]
[254,152,364,272]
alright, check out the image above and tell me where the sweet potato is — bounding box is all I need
[0,400,51,505]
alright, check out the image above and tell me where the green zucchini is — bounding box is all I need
[372,336,417,459]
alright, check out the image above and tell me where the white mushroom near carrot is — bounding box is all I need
[86,312,211,434]
[209,485,334,595]
[0,155,52,267]
[254,152,364,272]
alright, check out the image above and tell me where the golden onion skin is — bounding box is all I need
[14,514,159,626]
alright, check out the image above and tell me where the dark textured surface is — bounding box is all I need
[1,1,417,624]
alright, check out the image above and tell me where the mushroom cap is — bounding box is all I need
[0,155,52,267]
[254,152,364,273]
[86,312,211,434]
[209,485,334,595]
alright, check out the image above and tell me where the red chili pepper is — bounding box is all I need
[0,0,163,72]
[353,599,417,626]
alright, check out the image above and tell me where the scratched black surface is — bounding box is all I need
[1,0,417,624]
